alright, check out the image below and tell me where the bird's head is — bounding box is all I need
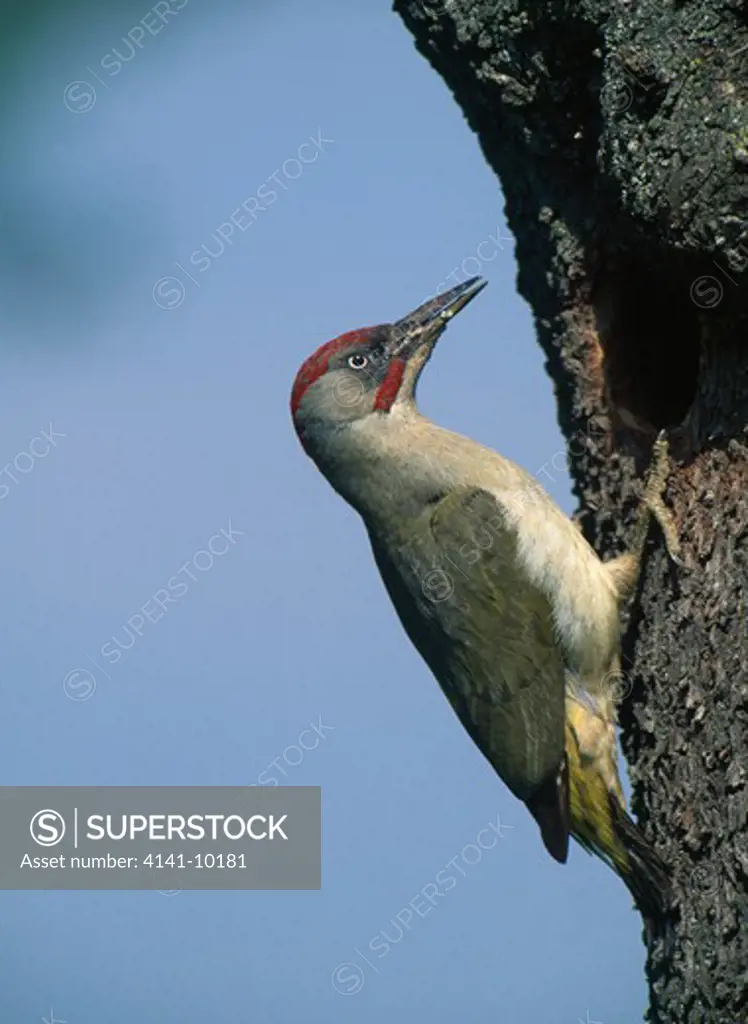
[290,276,487,457]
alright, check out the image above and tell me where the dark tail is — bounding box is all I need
[609,796,674,948]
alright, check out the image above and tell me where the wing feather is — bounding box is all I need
[367,486,569,859]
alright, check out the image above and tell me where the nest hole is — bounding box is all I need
[594,256,700,432]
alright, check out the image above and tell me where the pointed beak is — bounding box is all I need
[387,276,488,361]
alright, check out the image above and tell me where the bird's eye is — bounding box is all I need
[348,354,368,370]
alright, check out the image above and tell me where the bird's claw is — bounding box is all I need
[642,430,683,568]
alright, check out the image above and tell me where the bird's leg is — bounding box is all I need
[633,430,683,564]
[606,430,683,602]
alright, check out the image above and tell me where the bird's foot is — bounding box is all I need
[639,430,683,567]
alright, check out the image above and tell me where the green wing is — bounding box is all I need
[368,486,569,859]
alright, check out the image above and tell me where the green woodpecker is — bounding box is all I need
[291,277,678,938]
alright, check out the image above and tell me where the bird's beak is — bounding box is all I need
[385,276,487,399]
[389,276,487,358]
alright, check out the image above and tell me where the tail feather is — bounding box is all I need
[608,795,673,945]
[564,705,672,943]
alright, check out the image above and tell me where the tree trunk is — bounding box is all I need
[394,1,748,1020]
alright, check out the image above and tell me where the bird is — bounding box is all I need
[290,275,679,939]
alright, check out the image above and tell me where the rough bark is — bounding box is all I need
[394,1,748,1021]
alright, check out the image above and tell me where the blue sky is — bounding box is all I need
[0,2,648,1021]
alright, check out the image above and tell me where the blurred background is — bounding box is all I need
[0,1,646,1021]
